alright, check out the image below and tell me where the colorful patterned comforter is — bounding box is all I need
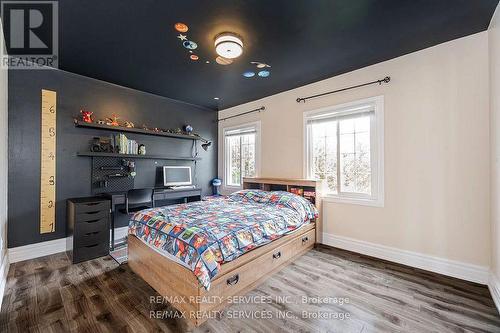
[128,190,318,290]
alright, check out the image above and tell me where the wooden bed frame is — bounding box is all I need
[128,177,322,327]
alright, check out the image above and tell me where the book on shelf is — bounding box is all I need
[303,190,316,204]
[113,133,139,154]
[289,187,304,196]
[303,190,316,198]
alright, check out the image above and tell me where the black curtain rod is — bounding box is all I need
[218,106,266,122]
[296,76,391,103]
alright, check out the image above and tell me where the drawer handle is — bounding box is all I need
[226,274,239,286]
[85,219,100,223]
[84,231,99,236]
[84,211,101,215]
[273,251,282,259]
[85,244,99,248]
[85,202,101,206]
[302,236,309,243]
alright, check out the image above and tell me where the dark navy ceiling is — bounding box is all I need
[54,0,498,110]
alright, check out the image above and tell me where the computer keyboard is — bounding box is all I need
[169,185,196,190]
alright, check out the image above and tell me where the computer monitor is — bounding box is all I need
[163,166,192,187]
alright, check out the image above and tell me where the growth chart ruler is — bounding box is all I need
[40,89,57,233]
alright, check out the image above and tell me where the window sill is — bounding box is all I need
[224,185,242,189]
[221,185,242,195]
[322,195,384,207]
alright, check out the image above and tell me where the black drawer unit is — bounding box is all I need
[67,197,110,263]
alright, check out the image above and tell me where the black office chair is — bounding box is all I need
[119,188,154,214]
[111,189,154,251]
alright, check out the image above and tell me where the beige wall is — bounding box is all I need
[490,5,500,280]
[219,32,490,267]
[0,18,8,304]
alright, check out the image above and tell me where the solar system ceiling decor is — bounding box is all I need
[52,0,498,110]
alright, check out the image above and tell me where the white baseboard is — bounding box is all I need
[9,229,489,287]
[322,233,489,285]
[8,226,130,263]
[8,237,67,263]
[489,273,500,312]
[0,251,9,310]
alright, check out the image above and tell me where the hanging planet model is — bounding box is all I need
[251,61,271,68]
[183,40,198,50]
[174,22,188,32]
[215,56,233,65]
[258,70,270,77]
[243,71,255,78]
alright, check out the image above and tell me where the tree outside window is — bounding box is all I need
[225,129,256,187]
[306,96,384,207]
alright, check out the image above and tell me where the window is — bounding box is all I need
[223,122,260,187]
[304,96,384,206]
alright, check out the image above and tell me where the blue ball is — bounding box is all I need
[184,125,193,133]
[243,71,255,78]
[258,70,270,77]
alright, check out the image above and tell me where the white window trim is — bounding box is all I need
[220,121,261,191]
[303,96,384,207]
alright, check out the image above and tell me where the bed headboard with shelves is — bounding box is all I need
[242,177,323,244]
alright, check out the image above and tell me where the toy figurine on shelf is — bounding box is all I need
[90,136,113,153]
[138,144,146,155]
[184,124,193,134]
[105,114,120,126]
[124,121,135,128]
[122,160,136,178]
[97,119,106,125]
[80,110,93,123]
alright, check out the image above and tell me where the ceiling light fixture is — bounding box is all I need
[214,32,243,59]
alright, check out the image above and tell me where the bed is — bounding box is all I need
[127,177,322,327]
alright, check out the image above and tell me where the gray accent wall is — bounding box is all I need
[8,68,217,248]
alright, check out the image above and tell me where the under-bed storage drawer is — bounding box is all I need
[201,227,314,310]
[292,228,316,255]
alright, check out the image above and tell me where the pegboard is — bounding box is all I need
[92,157,134,194]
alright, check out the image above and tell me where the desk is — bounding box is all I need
[153,187,202,203]
[104,187,202,249]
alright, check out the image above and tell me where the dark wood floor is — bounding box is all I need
[1,246,499,333]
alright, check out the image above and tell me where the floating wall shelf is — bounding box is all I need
[74,120,202,140]
[77,152,201,161]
